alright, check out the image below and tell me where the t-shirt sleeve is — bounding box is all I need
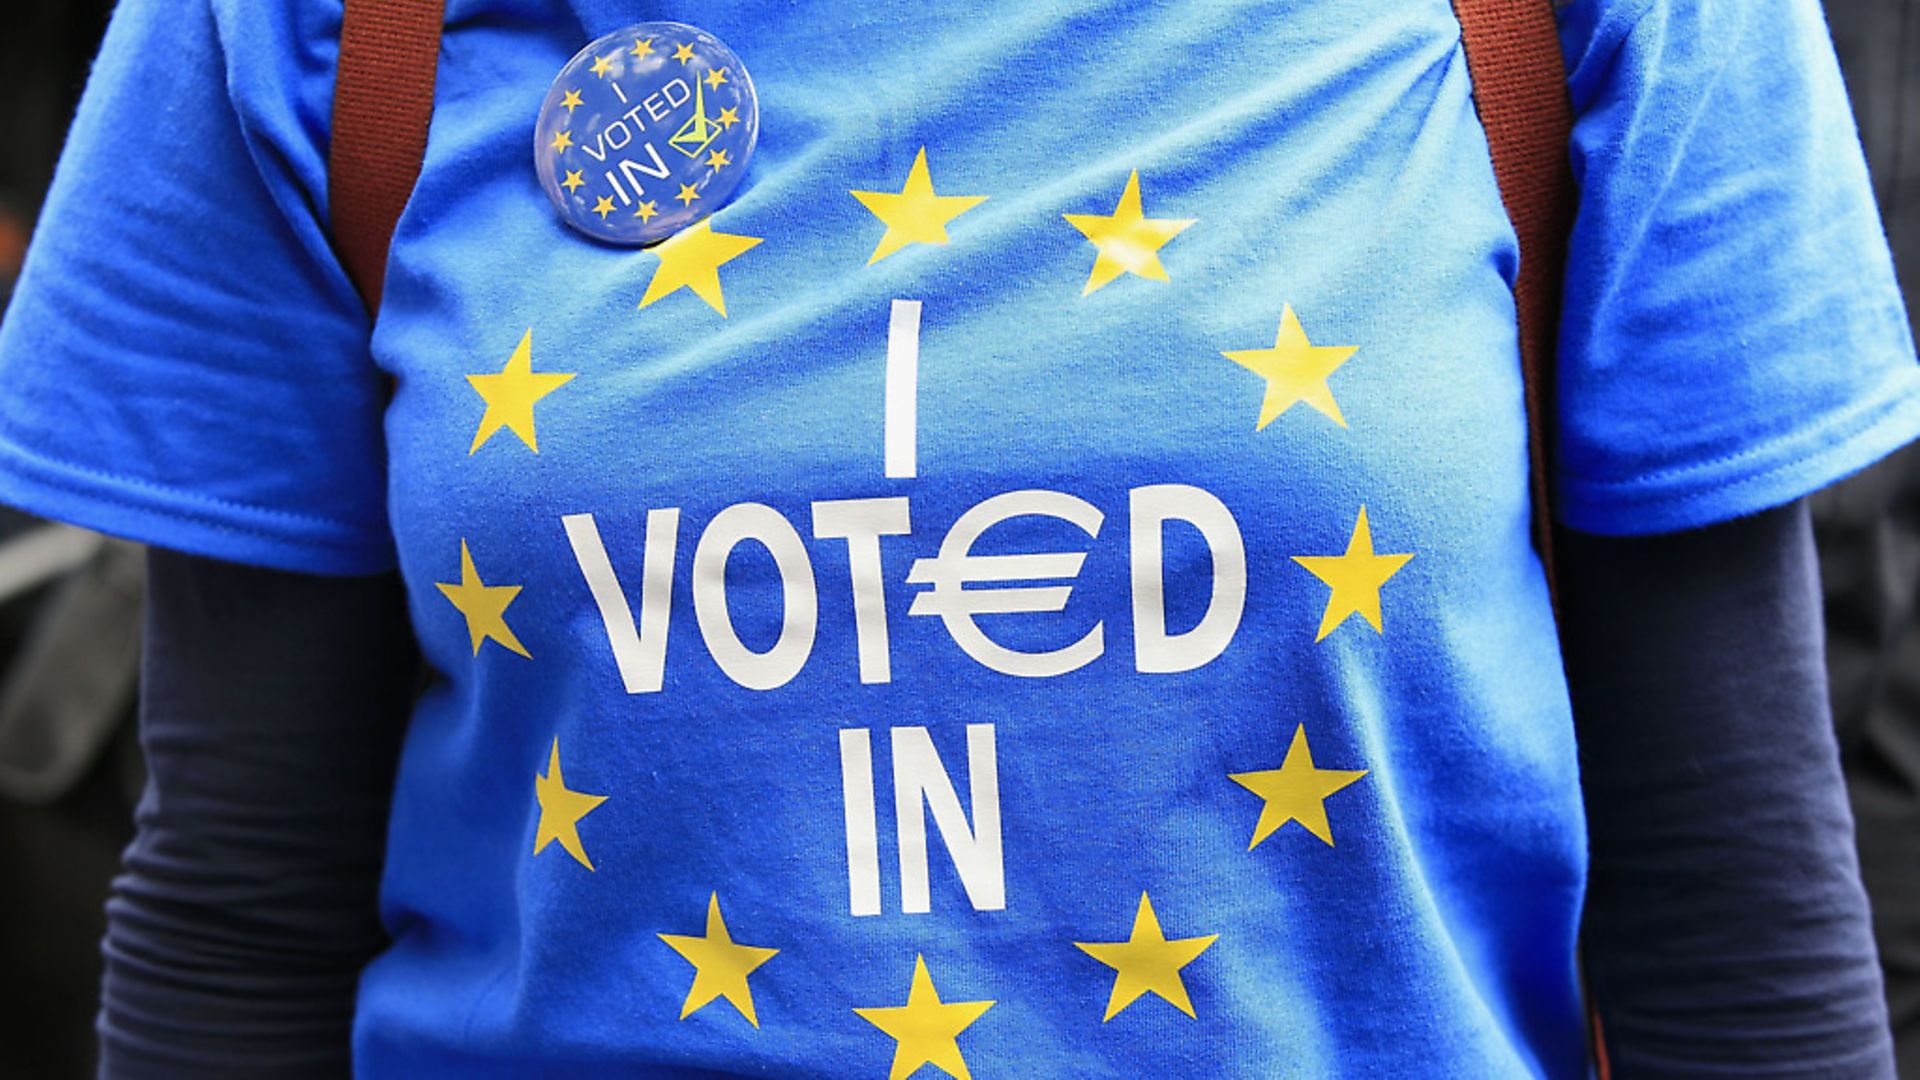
[1552,0,1920,536]
[0,0,393,575]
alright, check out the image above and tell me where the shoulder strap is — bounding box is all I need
[329,0,447,314]
[1450,0,1577,603]
[1449,4,1603,1069]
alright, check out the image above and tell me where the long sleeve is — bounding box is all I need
[98,549,418,1077]
[1562,500,1896,1077]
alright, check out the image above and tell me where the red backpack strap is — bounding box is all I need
[1451,4,1603,1074]
[1451,0,1577,606]
[329,0,447,314]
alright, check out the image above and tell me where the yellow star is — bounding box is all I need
[1062,170,1196,296]
[593,195,617,219]
[561,169,585,192]
[1074,893,1218,1021]
[637,221,762,316]
[705,66,729,89]
[850,147,988,264]
[435,540,531,658]
[675,183,701,205]
[717,106,740,130]
[629,36,655,60]
[533,737,607,870]
[549,129,573,153]
[560,88,583,113]
[1220,305,1360,431]
[706,148,731,170]
[854,956,994,1080]
[590,53,616,78]
[466,328,575,454]
[1292,507,1415,641]
[633,200,659,222]
[673,42,697,64]
[659,893,781,1027]
[1229,725,1369,849]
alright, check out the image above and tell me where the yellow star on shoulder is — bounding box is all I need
[706,148,731,170]
[561,169,585,193]
[467,328,576,454]
[850,147,988,265]
[560,88,583,113]
[629,36,655,60]
[637,220,762,316]
[1074,893,1218,1021]
[673,41,697,64]
[633,200,659,222]
[1062,170,1196,296]
[593,195,617,219]
[436,540,531,658]
[533,737,608,870]
[705,67,729,89]
[1220,305,1361,431]
[1292,506,1415,641]
[717,106,740,130]
[1229,725,1369,849]
[854,956,993,1080]
[675,183,701,205]
[549,129,574,153]
[590,53,616,78]
[659,893,780,1027]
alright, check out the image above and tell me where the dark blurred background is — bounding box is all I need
[0,2,1914,1077]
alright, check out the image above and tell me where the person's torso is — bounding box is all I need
[356,2,1588,1075]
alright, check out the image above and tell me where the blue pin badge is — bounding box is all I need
[534,23,759,245]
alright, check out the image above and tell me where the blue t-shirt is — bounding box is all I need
[3,0,1917,1076]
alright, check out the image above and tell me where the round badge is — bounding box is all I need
[534,22,759,246]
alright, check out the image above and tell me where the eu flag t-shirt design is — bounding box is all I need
[453,114,1414,1071]
[1,1,1918,1076]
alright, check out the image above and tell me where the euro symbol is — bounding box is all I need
[907,489,1105,678]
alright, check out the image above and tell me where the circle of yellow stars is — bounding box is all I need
[461,39,1424,1071]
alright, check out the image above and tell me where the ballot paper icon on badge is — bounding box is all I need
[668,76,723,159]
